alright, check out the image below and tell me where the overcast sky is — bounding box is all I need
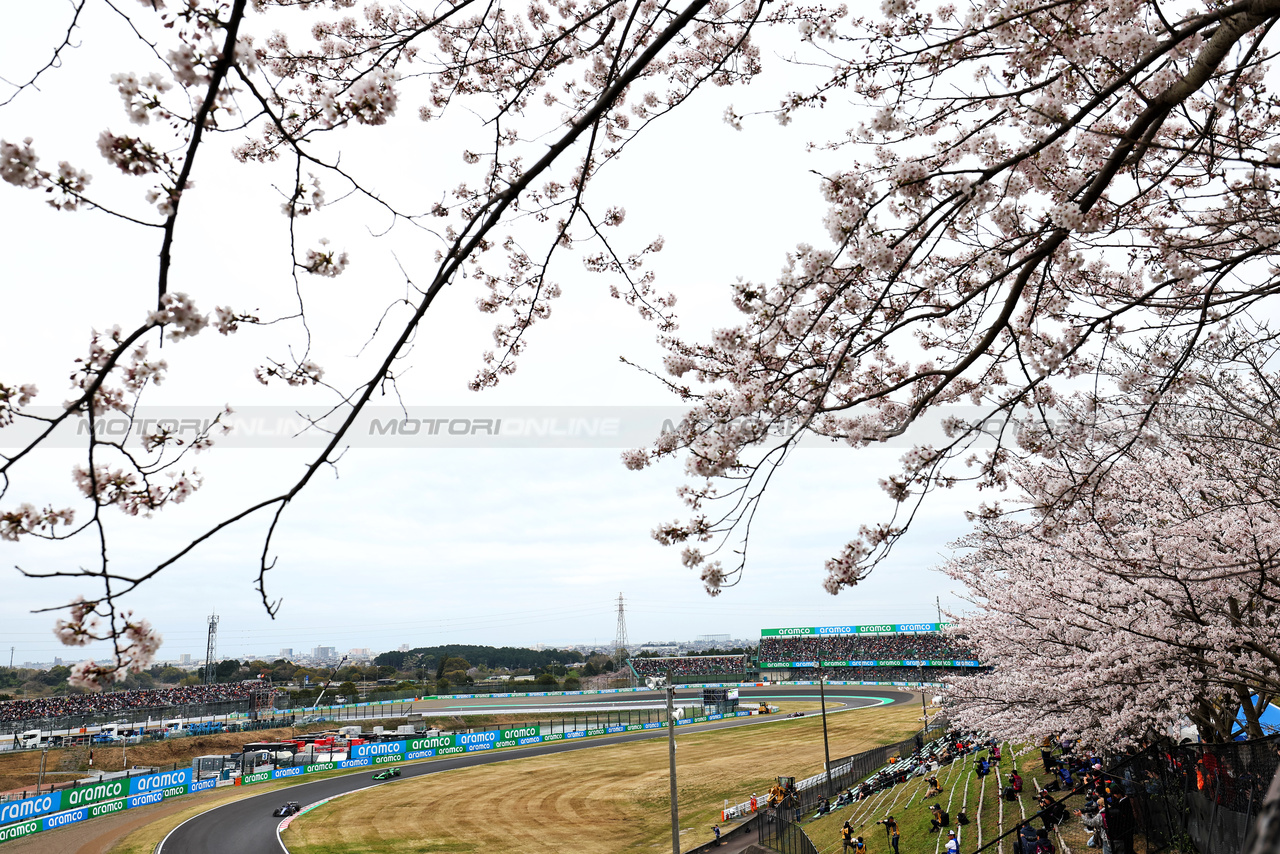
[0,3,979,666]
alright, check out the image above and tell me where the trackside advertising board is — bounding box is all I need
[0,767,199,844]
[760,623,948,636]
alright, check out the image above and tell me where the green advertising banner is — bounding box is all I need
[761,622,947,637]
[61,779,129,810]
[0,823,39,844]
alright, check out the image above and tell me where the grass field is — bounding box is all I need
[806,740,1064,854]
[284,700,924,854]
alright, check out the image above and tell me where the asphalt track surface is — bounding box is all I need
[158,686,913,854]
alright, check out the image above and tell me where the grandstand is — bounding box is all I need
[624,623,980,685]
[756,623,980,683]
[630,654,750,684]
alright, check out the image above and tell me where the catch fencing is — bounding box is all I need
[969,733,1280,854]
[788,716,950,815]
[758,813,821,854]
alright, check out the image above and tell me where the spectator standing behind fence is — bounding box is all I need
[1105,793,1135,854]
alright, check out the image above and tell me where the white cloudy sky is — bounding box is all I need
[0,2,981,665]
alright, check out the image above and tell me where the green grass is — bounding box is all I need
[805,741,1076,854]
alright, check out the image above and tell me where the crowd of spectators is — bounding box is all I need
[758,633,974,662]
[631,655,749,677]
[775,666,977,682]
[0,682,267,723]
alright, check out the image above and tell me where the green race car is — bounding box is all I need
[372,766,401,780]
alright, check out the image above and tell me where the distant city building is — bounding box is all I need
[397,643,410,652]
[347,648,371,659]
[312,646,337,660]
[180,654,193,665]
[279,648,293,659]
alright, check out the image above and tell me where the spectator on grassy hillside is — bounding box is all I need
[1015,824,1040,854]
[1077,799,1108,854]
[946,831,960,854]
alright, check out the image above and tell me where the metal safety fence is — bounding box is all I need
[969,734,1280,854]
[787,717,951,815]
[759,811,821,854]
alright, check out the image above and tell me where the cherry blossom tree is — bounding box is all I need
[940,343,1280,744]
[0,0,777,686]
[630,0,1280,595]
[7,0,1280,685]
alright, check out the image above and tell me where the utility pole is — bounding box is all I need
[614,593,631,687]
[204,612,220,685]
[666,672,679,854]
[8,646,12,669]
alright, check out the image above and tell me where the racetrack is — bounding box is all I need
[152,686,913,854]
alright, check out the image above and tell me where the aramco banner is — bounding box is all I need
[0,767,199,842]
[760,623,947,637]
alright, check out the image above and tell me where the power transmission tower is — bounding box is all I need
[204,613,219,685]
[614,593,631,686]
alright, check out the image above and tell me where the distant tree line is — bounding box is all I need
[375,644,587,673]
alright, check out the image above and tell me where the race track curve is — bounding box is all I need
[158,686,913,854]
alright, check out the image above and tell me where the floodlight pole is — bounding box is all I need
[918,656,929,727]
[666,672,679,854]
[819,645,832,795]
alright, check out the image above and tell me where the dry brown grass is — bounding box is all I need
[286,701,922,854]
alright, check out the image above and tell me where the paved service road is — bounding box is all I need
[158,686,913,854]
